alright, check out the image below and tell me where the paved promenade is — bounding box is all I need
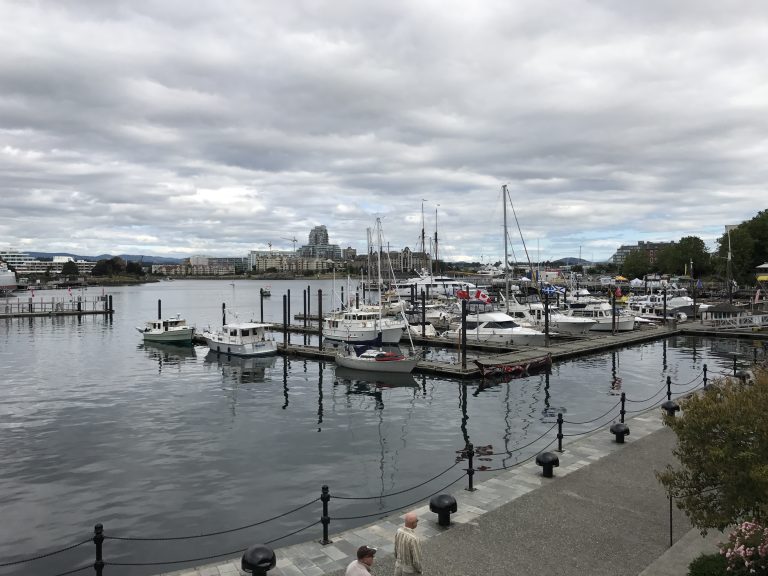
[163,404,728,576]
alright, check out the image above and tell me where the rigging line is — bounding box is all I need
[106,497,320,541]
[334,461,460,500]
[505,186,534,280]
[0,537,92,567]
[563,399,622,425]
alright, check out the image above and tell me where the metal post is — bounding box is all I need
[662,287,667,325]
[557,412,564,452]
[303,289,308,346]
[544,292,550,347]
[465,443,475,492]
[341,286,344,310]
[421,289,426,338]
[356,292,359,308]
[318,289,323,351]
[287,289,291,344]
[620,393,626,423]
[669,494,673,547]
[283,294,288,346]
[93,523,104,576]
[157,299,161,320]
[461,299,467,370]
[222,302,226,327]
[260,289,264,323]
[733,355,737,376]
[320,485,331,545]
[703,364,708,388]
[307,285,311,322]
[666,376,672,401]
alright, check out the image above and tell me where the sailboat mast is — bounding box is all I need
[434,207,439,276]
[376,218,384,321]
[502,185,509,313]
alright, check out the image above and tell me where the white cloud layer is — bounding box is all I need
[1,0,767,262]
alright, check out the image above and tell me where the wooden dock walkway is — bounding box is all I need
[1,295,114,319]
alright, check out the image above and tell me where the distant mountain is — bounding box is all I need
[27,252,183,264]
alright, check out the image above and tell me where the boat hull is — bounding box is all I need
[141,328,194,344]
[335,353,418,373]
[588,317,636,332]
[323,325,403,344]
[205,338,277,357]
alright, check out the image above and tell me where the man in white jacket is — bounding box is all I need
[393,512,423,575]
[345,545,376,576]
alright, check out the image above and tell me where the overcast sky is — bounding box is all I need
[1,1,766,263]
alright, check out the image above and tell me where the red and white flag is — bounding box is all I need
[474,289,491,304]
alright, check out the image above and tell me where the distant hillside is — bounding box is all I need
[27,252,183,264]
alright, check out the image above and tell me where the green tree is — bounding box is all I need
[621,250,650,279]
[715,210,768,284]
[125,261,144,276]
[61,261,79,277]
[657,371,768,532]
[91,257,127,277]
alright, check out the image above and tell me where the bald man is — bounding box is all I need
[393,511,423,575]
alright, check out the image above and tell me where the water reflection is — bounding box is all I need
[140,341,197,373]
[203,350,277,384]
[334,366,418,390]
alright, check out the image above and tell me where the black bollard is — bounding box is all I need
[108,294,113,314]
[241,544,276,575]
[661,400,680,417]
[610,422,630,443]
[320,485,331,544]
[465,443,475,492]
[429,494,457,526]
[666,376,672,401]
[157,299,162,320]
[556,412,564,452]
[260,289,264,323]
[93,523,104,576]
[620,392,626,423]
[287,289,291,344]
[703,364,708,388]
[535,451,560,478]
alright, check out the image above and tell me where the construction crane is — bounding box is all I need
[282,236,298,254]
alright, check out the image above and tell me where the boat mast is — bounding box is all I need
[502,184,509,314]
[376,218,384,324]
[434,206,439,276]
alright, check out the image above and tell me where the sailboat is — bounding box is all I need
[335,218,420,374]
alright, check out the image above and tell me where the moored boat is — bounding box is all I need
[335,344,419,374]
[136,313,194,344]
[0,262,17,296]
[473,353,552,379]
[203,322,277,357]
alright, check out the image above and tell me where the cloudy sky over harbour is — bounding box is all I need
[1,0,766,263]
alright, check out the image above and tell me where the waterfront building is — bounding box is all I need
[297,225,342,260]
[611,241,675,266]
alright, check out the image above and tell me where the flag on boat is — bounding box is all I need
[474,289,491,304]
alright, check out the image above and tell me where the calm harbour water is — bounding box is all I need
[0,280,759,575]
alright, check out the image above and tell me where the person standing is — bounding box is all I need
[345,545,376,576]
[393,512,423,575]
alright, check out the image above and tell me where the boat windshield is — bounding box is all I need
[485,321,519,329]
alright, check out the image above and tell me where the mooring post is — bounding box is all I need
[320,485,331,545]
[157,299,162,320]
[287,289,291,345]
[557,412,564,452]
[260,289,264,323]
[222,302,226,326]
[318,289,323,351]
[733,355,737,376]
[93,523,104,576]
[282,294,288,346]
[341,286,344,310]
[465,443,475,492]
[461,299,467,370]
[662,287,667,325]
[666,376,672,401]
[620,392,626,423]
[303,289,308,345]
[703,364,708,388]
[421,289,426,338]
[544,291,550,347]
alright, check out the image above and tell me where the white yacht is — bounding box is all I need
[501,295,595,336]
[394,270,476,299]
[567,302,636,332]
[443,309,547,346]
[323,307,406,343]
[203,322,277,356]
[0,262,17,296]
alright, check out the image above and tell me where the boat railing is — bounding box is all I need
[706,314,768,330]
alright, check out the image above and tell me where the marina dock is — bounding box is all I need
[0,294,114,319]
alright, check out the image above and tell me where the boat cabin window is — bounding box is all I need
[486,321,519,329]
[230,329,238,336]
[465,321,479,329]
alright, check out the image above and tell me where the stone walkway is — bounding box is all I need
[162,402,726,576]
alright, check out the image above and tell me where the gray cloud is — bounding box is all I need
[1,0,766,261]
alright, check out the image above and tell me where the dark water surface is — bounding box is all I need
[0,280,758,575]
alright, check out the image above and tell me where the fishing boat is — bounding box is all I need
[473,353,552,379]
[136,313,194,344]
[202,322,277,357]
[335,344,419,374]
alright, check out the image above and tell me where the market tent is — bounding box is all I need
[630,278,644,287]
[614,275,628,281]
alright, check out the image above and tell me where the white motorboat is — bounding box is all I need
[335,344,419,374]
[203,322,277,356]
[394,270,476,299]
[0,262,17,296]
[567,302,636,332]
[322,307,406,343]
[501,294,595,335]
[136,314,194,344]
[444,309,547,346]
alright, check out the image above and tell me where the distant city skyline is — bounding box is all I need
[2,2,765,262]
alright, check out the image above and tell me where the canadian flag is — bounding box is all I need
[474,289,491,304]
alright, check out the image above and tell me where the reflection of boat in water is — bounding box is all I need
[474,353,552,379]
[140,341,198,372]
[334,365,418,388]
[204,350,277,383]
